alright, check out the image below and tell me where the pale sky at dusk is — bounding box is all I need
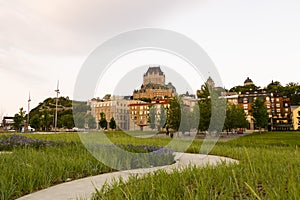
[1,0,300,117]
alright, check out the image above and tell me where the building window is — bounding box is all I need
[276,109,281,113]
[267,104,270,109]
[285,103,288,107]
[243,104,248,110]
[276,98,280,102]
[276,103,280,108]
[243,98,248,103]
[285,108,289,112]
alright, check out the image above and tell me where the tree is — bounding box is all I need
[196,82,226,134]
[179,106,192,134]
[73,112,85,128]
[99,112,107,130]
[251,98,269,132]
[196,83,213,132]
[149,105,157,130]
[191,103,200,133]
[166,96,181,131]
[13,108,26,131]
[61,114,74,129]
[30,114,41,130]
[41,110,52,131]
[86,114,96,129]
[267,81,283,94]
[198,99,211,132]
[109,117,116,130]
[229,84,260,93]
[224,104,248,133]
[158,106,166,131]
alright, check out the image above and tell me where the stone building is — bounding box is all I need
[133,67,176,99]
[88,96,130,130]
[291,106,300,130]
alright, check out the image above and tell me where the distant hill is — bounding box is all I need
[29,97,91,131]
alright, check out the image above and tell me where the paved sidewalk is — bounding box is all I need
[17,153,238,200]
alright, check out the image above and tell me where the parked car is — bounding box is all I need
[28,126,35,132]
[237,128,244,134]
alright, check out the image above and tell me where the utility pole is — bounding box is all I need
[27,92,31,125]
[54,81,60,133]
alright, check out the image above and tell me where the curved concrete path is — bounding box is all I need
[17,153,237,200]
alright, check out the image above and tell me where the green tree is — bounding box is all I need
[198,99,211,132]
[74,112,85,128]
[109,117,116,130]
[229,84,260,93]
[191,103,200,133]
[41,110,52,131]
[99,112,108,130]
[13,108,26,131]
[267,81,283,94]
[149,105,157,130]
[30,114,41,130]
[196,83,212,132]
[196,82,226,134]
[166,96,181,131]
[179,106,192,134]
[251,98,269,132]
[86,114,96,129]
[61,114,74,129]
[158,106,166,131]
[224,104,248,133]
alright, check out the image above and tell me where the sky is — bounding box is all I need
[1,0,300,117]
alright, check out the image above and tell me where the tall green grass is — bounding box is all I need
[0,131,174,200]
[0,140,113,199]
[93,132,300,199]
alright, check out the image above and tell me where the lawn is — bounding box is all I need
[0,132,174,200]
[93,131,300,199]
[1,131,300,199]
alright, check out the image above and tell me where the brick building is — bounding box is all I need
[237,89,291,131]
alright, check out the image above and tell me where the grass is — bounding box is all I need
[92,131,300,199]
[0,131,175,200]
[1,131,300,199]
[0,140,113,200]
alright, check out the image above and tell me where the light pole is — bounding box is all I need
[54,81,60,133]
[27,92,31,126]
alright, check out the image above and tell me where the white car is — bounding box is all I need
[28,126,35,132]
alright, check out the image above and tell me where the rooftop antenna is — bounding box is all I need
[27,91,31,125]
[54,81,60,133]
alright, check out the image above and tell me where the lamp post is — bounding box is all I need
[54,81,60,133]
[27,92,31,126]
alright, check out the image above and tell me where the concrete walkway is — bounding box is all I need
[17,153,238,200]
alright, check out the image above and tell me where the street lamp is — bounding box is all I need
[27,92,31,125]
[54,81,60,133]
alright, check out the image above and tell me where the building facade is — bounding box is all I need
[237,90,292,130]
[88,96,130,130]
[128,100,150,131]
[291,106,300,130]
[1,116,14,130]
